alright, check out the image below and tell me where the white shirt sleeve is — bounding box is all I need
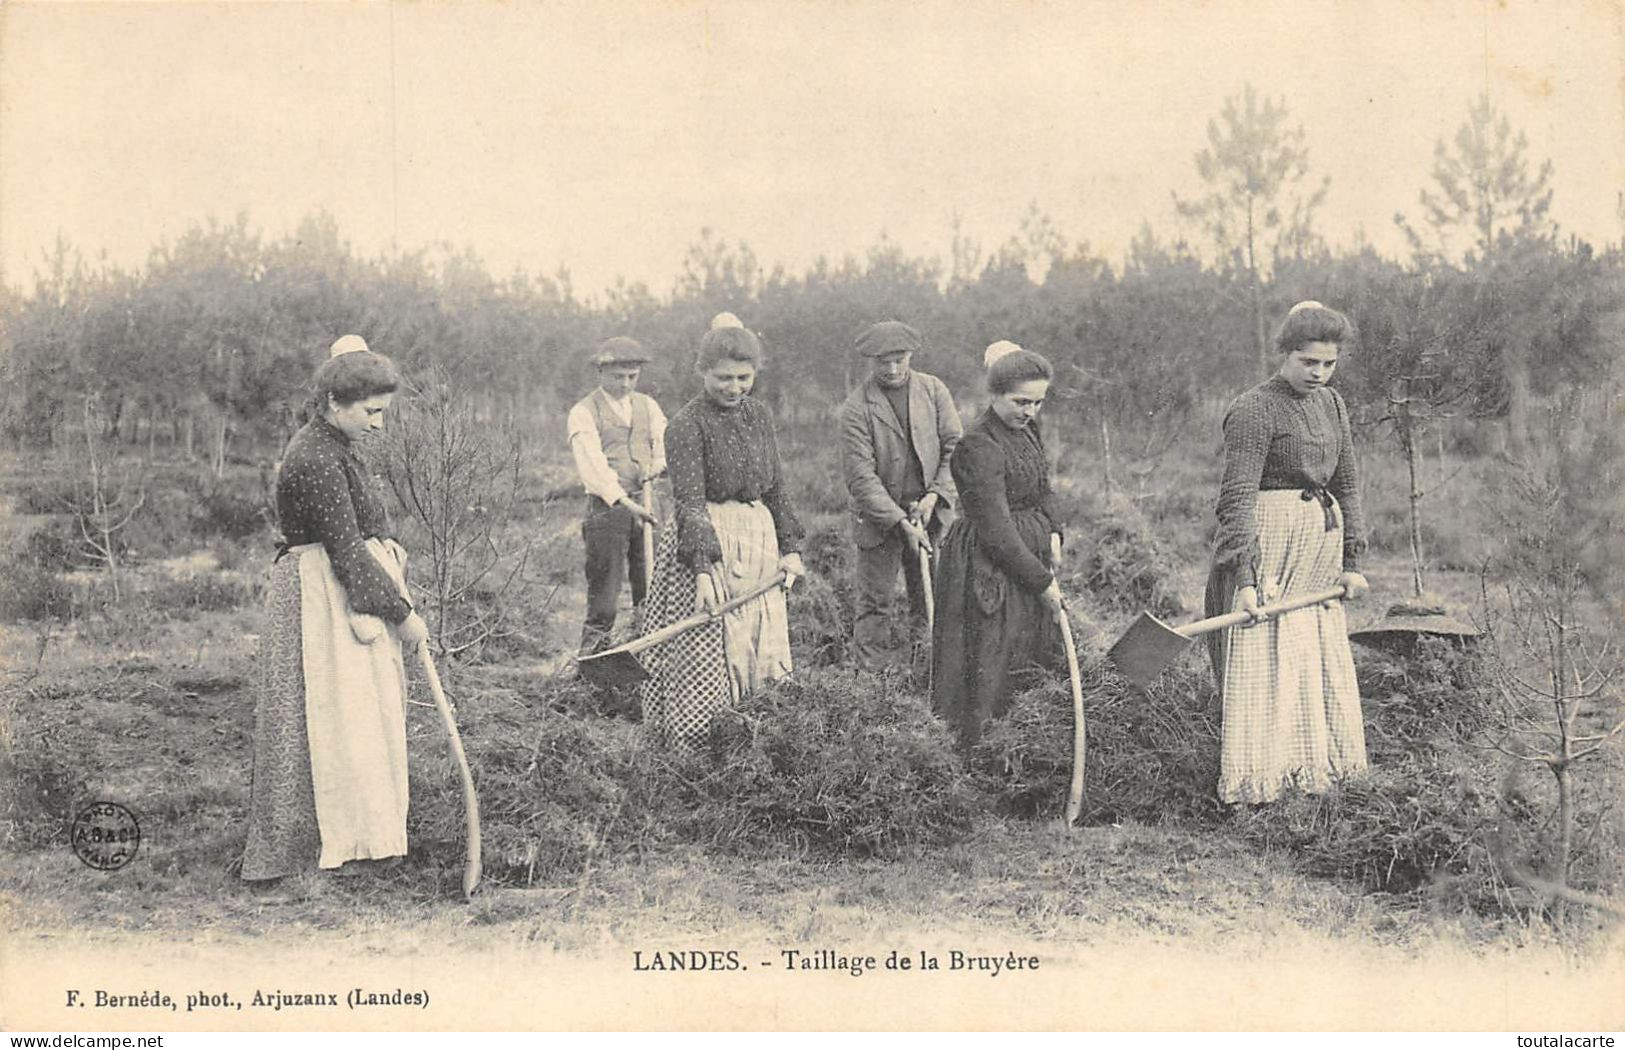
[567,402,629,507]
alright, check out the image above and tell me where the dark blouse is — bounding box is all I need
[951,408,1059,594]
[275,419,412,623]
[1212,375,1365,589]
[666,394,805,571]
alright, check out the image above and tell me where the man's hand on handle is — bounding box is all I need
[908,493,940,527]
[620,495,657,526]
[899,517,932,553]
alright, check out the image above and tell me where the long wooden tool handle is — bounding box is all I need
[918,545,935,634]
[597,570,789,659]
[1048,533,1086,826]
[1176,585,1349,639]
[640,481,656,598]
[1059,610,1086,826]
[418,642,482,901]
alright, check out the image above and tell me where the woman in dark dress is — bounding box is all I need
[1204,301,1370,804]
[240,335,430,900]
[639,315,806,749]
[931,342,1065,748]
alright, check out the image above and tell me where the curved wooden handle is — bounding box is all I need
[418,643,482,901]
[1059,609,1086,827]
[918,545,935,634]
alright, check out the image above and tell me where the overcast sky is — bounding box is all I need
[3,0,1620,297]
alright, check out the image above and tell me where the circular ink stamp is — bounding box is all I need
[71,802,141,870]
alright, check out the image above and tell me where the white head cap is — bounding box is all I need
[710,312,744,331]
[1286,300,1325,316]
[983,340,1022,369]
[329,334,370,358]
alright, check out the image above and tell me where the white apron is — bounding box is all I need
[292,538,411,868]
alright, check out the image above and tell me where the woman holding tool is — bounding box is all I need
[638,314,806,749]
[241,335,431,899]
[931,341,1065,749]
[1205,301,1370,805]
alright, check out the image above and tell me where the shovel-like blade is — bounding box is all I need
[576,648,652,688]
[1107,610,1193,688]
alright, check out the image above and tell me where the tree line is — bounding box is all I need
[2,90,1619,475]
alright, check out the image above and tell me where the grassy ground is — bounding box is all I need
[2,440,1622,1031]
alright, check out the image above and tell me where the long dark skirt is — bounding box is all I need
[239,556,321,881]
[930,514,1062,749]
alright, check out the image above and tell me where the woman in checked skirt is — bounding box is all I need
[638,314,806,750]
[1204,301,1371,805]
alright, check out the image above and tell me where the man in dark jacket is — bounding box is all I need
[839,321,963,672]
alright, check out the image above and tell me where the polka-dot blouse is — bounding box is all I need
[274,418,412,623]
[666,395,805,571]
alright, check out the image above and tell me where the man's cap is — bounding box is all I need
[592,336,651,366]
[854,321,923,358]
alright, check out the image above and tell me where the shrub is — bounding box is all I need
[1229,752,1506,902]
[1353,636,1494,758]
[787,526,853,667]
[0,558,73,622]
[701,669,980,857]
[410,668,981,884]
[1229,637,1574,913]
[409,688,680,887]
[972,652,1226,826]
[192,478,270,540]
[11,477,80,516]
[1059,490,1187,619]
[118,478,194,563]
[19,519,83,572]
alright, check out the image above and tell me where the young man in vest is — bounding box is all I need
[839,320,963,673]
[568,336,666,658]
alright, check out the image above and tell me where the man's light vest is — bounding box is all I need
[585,387,655,494]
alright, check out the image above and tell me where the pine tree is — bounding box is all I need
[1174,84,1329,378]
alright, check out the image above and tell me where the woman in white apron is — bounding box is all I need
[240,335,430,898]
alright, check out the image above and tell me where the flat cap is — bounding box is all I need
[591,336,651,366]
[854,321,923,358]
